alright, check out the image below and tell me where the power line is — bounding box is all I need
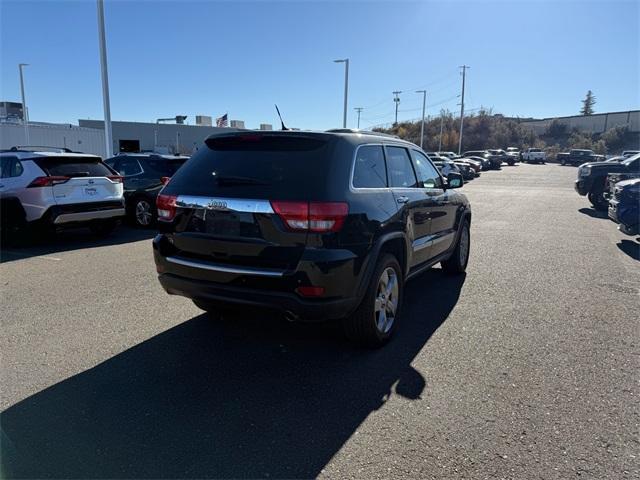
[354,107,364,128]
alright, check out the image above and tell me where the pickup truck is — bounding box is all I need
[557,149,604,166]
[521,148,546,164]
[575,153,640,210]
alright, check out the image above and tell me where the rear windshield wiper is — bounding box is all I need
[212,175,270,186]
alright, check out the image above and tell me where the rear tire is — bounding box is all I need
[131,196,157,228]
[343,254,403,348]
[441,219,470,274]
[588,187,608,211]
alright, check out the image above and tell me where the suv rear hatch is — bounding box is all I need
[32,156,122,205]
[159,133,342,271]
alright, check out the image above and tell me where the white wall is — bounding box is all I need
[0,123,106,157]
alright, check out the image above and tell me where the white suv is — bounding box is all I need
[0,147,125,237]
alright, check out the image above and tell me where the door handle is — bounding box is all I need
[396,196,409,204]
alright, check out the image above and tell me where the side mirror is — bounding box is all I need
[446,172,464,189]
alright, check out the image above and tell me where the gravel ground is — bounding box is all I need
[1,163,638,479]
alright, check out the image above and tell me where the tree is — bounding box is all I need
[580,90,596,115]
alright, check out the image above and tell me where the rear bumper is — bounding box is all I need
[152,234,366,322]
[158,272,359,322]
[42,200,125,225]
[54,208,125,224]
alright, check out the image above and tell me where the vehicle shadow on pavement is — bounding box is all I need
[617,239,639,261]
[577,207,609,219]
[0,226,155,264]
[1,269,465,479]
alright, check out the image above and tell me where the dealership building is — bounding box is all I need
[0,106,272,158]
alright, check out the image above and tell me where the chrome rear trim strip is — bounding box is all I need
[166,256,285,277]
[175,195,274,214]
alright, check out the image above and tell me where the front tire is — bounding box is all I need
[441,219,470,274]
[343,254,403,348]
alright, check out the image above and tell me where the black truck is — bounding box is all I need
[574,153,640,210]
[558,149,605,166]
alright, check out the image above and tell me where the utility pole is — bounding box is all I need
[18,63,29,144]
[416,90,426,148]
[393,91,402,126]
[458,65,469,155]
[438,109,445,152]
[333,58,349,128]
[97,0,113,158]
[354,107,363,129]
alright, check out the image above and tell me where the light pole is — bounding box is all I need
[18,63,29,144]
[438,110,445,152]
[392,91,402,126]
[416,90,426,148]
[333,59,349,128]
[354,107,363,129]
[97,0,113,158]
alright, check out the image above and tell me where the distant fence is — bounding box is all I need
[520,110,640,136]
[0,122,106,157]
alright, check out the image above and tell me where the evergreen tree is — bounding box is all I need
[580,90,596,115]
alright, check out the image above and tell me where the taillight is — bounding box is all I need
[271,201,348,233]
[27,176,70,187]
[108,175,124,183]
[160,176,171,186]
[157,194,178,221]
[295,286,325,297]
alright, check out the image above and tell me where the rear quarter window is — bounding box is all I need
[352,145,387,188]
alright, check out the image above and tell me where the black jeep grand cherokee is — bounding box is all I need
[153,130,471,347]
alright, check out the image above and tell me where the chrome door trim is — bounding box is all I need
[166,256,284,277]
[175,195,274,214]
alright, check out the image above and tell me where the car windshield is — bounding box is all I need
[622,153,640,165]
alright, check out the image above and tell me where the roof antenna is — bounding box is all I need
[275,104,288,130]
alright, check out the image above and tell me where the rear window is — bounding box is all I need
[146,159,188,176]
[33,156,113,177]
[163,134,334,199]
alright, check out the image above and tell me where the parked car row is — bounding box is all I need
[0,147,192,239]
[574,152,640,235]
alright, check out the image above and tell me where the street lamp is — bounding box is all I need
[333,58,349,128]
[18,63,29,144]
[97,0,113,158]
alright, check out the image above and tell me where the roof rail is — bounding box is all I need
[9,145,75,153]
[325,128,400,139]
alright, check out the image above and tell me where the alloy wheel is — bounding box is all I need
[135,200,153,226]
[374,267,399,334]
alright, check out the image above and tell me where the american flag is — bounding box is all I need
[216,113,228,127]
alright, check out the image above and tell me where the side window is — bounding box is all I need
[353,145,387,188]
[0,157,23,178]
[118,158,143,176]
[386,146,418,188]
[411,150,442,188]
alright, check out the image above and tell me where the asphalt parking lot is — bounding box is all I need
[1,163,638,479]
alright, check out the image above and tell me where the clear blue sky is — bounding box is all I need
[1,0,638,130]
